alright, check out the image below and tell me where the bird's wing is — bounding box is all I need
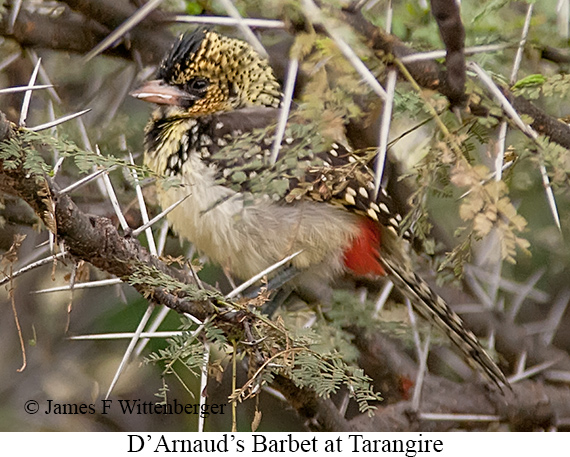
[198,107,402,232]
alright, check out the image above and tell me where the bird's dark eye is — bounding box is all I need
[186,77,209,92]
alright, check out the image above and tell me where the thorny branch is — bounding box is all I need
[2,2,570,149]
[0,113,222,320]
[1,0,570,431]
[1,0,172,66]
[1,111,570,431]
[340,7,570,150]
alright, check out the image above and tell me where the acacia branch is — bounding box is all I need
[0,113,218,319]
[0,111,353,431]
[349,331,570,431]
[2,4,570,431]
[1,0,172,65]
[2,112,570,431]
[341,7,570,150]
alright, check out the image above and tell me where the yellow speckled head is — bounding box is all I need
[157,29,281,116]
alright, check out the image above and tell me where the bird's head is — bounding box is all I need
[131,29,281,118]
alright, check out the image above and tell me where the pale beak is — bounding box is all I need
[130,79,197,106]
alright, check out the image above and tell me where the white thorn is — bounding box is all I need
[225,250,303,299]
[198,343,211,433]
[400,44,509,64]
[510,4,534,85]
[131,195,189,237]
[270,58,298,165]
[302,0,387,100]
[28,109,92,132]
[19,58,42,127]
[173,15,285,29]
[69,330,183,340]
[32,278,122,294]
[59,167,113,195]
[373,280,394,315]
[105,304,155,400]
[0,51,21,72]
[129,153,157,256]
[133,306,171,358]
[418,413,503,422]
[7,0,23,33]
[0,252,66,287]
[97,145,130,232]
[0,84,52,95]
[217,0,269,58]
[539,162,562,232]
[507,359,561,384]
[373,69,397,199]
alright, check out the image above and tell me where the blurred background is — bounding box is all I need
[0,0,569,431]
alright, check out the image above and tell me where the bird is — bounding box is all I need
[131,28,508,389]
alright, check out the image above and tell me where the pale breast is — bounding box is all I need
[144,116,362,281]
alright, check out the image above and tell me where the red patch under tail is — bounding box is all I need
[342,217,385,277]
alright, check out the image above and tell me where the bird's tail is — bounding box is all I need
[380,255,509,390]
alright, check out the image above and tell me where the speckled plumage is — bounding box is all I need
[133,29,508,389]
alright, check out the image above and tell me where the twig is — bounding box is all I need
[217,0,268,58]
[83,0,165,62]
[0,252,66,287]
[303,0,387,100]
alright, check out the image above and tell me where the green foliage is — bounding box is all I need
[144,284,384,415]
[0,130,52,182]
[0,128,153,186]
[297,33,371,122]
[184,1,204,15]
[127,262,224,303]
[287,352,381,415]
[531,137,570,187]
[154,379,170,405]
[230,0,303,21]
[146,330,205,379]
[204,320,228,346]
[511,74,547,93]
[393,90,431,120]
[472,0,515,25]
